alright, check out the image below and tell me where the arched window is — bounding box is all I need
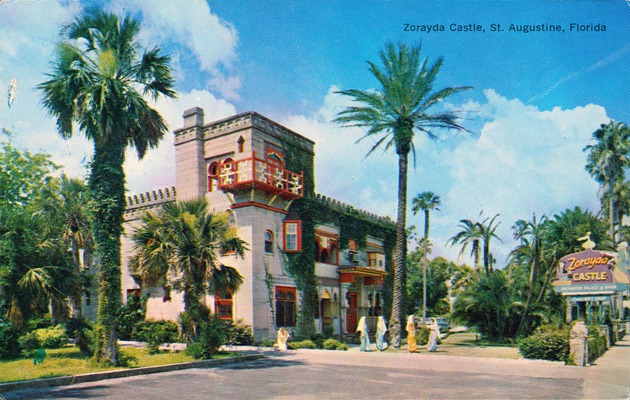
[207,161,219,192]
[264,230,274,254]
[237,136,245,153]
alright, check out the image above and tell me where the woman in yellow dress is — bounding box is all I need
[406,315,417,352]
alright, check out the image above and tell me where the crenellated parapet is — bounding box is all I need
[173,111,314,153]
[313,193,394,226]
[124,186,177,221]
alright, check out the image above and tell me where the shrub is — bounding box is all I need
[323,325,335,338]
[177,305,212,343]
[415,326,431,346]
[322,338,349,351]
[18,331,40,358]
[185,342,203,359]
[118,293,147,340]
[259,337,275,347]
[288,340,316,350]
[65,317,93,356]
[133,320,180,354]
[133,320,180,343]
[198,319,226,359]
[224,319,255,346]
[587,326,607,363]
[518,326,568,362]
[35,325,69,348]
[0,320,20,359]
[26,317,53,331]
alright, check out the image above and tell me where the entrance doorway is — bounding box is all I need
[346,291,358,333]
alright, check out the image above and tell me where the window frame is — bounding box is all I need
[264,230,274,254]
[283,220,302,252]
[214,290,233,321]
[275,286,296,327]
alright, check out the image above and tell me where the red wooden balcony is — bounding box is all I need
[216,154,303,199]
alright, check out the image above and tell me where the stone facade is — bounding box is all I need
[120,109,394,340]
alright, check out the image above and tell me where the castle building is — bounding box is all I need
[121,108,395,339]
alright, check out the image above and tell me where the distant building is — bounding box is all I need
[121,109,395,339]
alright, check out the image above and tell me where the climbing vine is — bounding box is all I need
[281,137,396,337]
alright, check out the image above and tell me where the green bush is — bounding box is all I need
[259,337,275,347]
[133,320,180,354]
[26,317,53,331]
[133,320,180,343]
[185,342,203,359]
[65,317,93,356]
[415,326,431,346]
[198,319,226,359]
[288,340,316,350]
[323,325,335,338]
[177,305,212,343]
[322,338,349,351]
[0,320,20,359]
[18,331,40,358]
[224,319,255,346]
[35,325,69,348]
[518,326,568,362]
[587,326,607,363]
[118,293,146,340]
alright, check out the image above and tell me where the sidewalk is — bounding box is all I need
[581,335,630,399]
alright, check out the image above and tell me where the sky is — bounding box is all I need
[1,0,629,266]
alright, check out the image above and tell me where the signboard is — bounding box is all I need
[553,248,615,286]
[569,295,610,303]
[554,282,627,294]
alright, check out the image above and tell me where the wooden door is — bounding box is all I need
[345,292,358,333]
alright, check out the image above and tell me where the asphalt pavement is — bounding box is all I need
[2,336,629,399]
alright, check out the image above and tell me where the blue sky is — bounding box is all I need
[1,0,629,265]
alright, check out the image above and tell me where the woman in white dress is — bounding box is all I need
[427,318,441,352]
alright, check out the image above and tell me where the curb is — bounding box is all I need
[0,354,265,394]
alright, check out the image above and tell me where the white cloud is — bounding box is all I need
[124,90,237,194]
[110,0,241,100]
[279,87,609,268]
[437,89,607,265]
[280,86,400,218]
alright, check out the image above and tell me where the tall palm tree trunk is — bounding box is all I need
[423,209,429,324]
[389,151,408,348]
[90,139,125,365]
[515,257,538,337]
[610,178,616,244]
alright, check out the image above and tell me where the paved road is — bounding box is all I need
[5,347,619,400]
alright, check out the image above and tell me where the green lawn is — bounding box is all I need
[0,346,234,383]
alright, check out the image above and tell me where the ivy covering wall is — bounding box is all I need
[282,137,396,338]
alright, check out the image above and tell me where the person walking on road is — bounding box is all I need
[406,315,417,353]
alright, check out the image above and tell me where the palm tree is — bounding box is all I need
[38,10,176,364]
[130,198,246,340]
[479,214,501,275]
[412,191,441,323]
[38,175,93,319]
[584,120,630,244]
[509,214,547,336]
[412,192,441,240]
[334,42,471,347]
[449,218,483,273]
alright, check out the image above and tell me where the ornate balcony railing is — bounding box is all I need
[216,154,303,199]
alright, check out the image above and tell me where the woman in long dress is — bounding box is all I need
[276,327,290,351]
[376,316,388,351]
[356,316,371,352]
[406,315,417,353]
[427,318,441,352]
